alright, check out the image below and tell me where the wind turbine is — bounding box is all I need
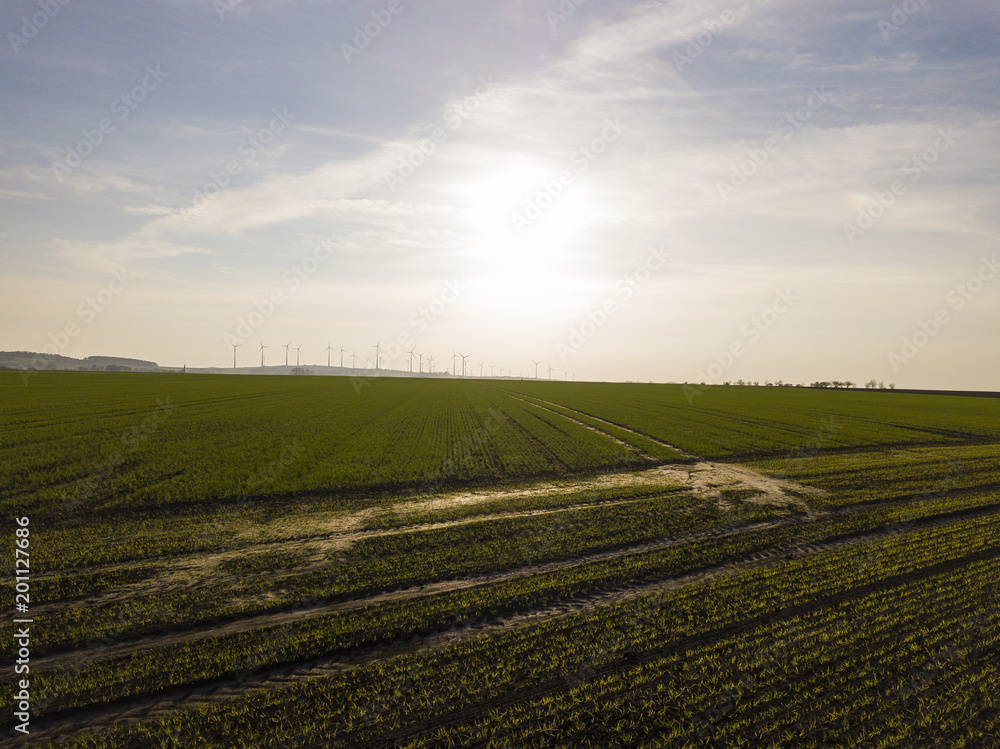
[417,352,424,373]
[479,361,484,377]
[428,354,435,372]
[458,352,470,377]
[532,360,541,379]
[351,351,357,368]
[373,341,383,370]
[294,345,302,367]
[490,364,495,377]
[451,351,458,376]
[259,341,268,367]
[407,348,415,373]
[283,342,291,367]
[548,364,554,380]
[325,342,334,367]
[233,342,241,369]
[338,346,346,368]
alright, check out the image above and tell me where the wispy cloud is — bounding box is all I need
[1,0,997,385]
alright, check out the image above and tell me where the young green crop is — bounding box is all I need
[4,372,1000,748]
[38,511,1000,747]
[16,491,1000,721]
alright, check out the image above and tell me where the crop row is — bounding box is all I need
[7,490,779,656]
[502,381,1000,459]
[442,556,999,748]
[8,477,998,663]
[499,391,691,463]
[1,375,646,522]
[14,493,1000,721]
[41,506,1000,747]
[8,375,1000,530]
[749,442,1000,509]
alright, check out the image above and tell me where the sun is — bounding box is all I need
[455,163,594,315]
[460,163,592,269]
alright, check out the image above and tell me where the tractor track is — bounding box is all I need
[13,498,1000,747]
[10,397,1000,747]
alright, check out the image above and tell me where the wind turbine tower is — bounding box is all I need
[233,342,241,369]
[259,341,268,367]
[283,342,291,367]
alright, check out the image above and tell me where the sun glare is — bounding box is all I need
[456,164,595,318]
[462,164,593,272]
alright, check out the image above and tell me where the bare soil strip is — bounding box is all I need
[23,493,684,618]
[504,391,701,460]
[505,392,823,516]
[30,510,795,672]
[26,444,824,619]
[14,399,987,746]
[17,499,1000,748]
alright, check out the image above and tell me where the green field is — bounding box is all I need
[3,372,999,747]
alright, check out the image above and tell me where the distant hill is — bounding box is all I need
[0,351,159,371]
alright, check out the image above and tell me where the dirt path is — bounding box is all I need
[30,510,795,673]
[505,391,700,459]
[16,497,1000,748]
[9,395,935,747]
[24,494,673,618]
[506,392,824,516]
[27,440,823,620]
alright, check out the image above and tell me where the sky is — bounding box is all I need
[1,0,998,388]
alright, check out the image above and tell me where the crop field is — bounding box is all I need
[3,372,1000,747]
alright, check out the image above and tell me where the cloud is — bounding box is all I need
[2,0,998,385]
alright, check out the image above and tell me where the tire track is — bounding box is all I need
[347,543,1000,749]
[504,391,825,517]
[15,500,1000,747]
